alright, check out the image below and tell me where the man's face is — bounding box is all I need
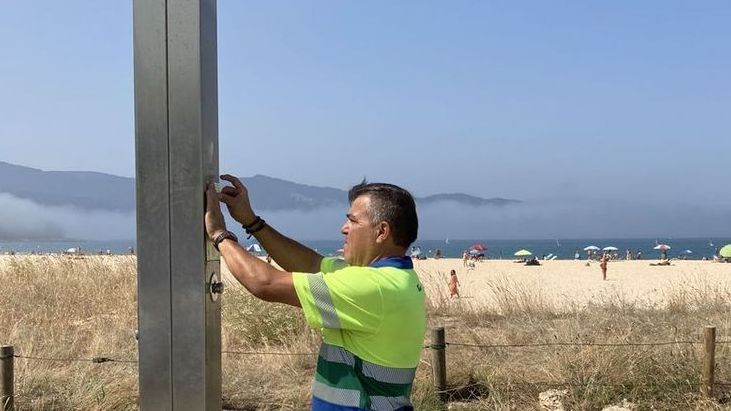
[341,195,379,266]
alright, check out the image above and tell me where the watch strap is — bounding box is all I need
[213,230,238,251]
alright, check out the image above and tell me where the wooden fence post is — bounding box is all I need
[1,345,13,411]
[703,326,716,398]
[431,327,447,402]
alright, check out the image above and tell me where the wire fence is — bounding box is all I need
[426,326,730,402]
[221,350,316,356]
[436,339,731,349]
[11,354,137,364]
[6,336,731,364]
[3,328,730,406]
[438,381,731,390]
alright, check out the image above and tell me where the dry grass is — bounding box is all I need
[419,266,731,410]
[0,256,138,410]
[2,256,731,410]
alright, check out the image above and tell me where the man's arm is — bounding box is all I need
[218,174,323,273]
[247,222,323,274]
[218,238,300,307]
[205,182,301,306]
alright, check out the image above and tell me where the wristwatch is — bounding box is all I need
[212,230,238,251]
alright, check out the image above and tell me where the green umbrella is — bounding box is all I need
[720,244,731,258]
[514,249,532,257]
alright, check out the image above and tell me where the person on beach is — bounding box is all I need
[463,250,469,267]
[636,250,642,260]
[626,249,633,260]
[600,253,608,280]
[448,269,460,298]
[204,174,425,411]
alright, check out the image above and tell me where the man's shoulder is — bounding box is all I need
[320,257,349,273]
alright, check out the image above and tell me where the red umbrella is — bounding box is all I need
[469,244,488,252]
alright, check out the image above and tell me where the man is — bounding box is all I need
[204,174,426,411]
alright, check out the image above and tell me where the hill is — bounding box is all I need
[0,161,520,213]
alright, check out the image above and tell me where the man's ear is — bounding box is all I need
[375,221,391,244]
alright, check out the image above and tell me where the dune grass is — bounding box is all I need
[2,256,731,410]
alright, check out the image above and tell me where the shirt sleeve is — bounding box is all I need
[319,256,348,273]
[292,267,382,333]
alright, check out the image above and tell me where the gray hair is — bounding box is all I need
[348,180,418,248]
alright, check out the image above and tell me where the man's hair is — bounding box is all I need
[348,180,418,248]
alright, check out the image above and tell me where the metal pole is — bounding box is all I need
[1,345,14,411]
[431,327,447,402]
[134,0,221,409]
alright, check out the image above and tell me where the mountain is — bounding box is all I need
[244,174,346,211]
[0,161,520,213]
[0,161,135,212]
[245,175,521,211]
[419,193,517,207]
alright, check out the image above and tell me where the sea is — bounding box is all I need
[1,238,729,260]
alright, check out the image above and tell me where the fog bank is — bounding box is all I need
[2,193,728,241]
[0,193,134,241]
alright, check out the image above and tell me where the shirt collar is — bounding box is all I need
[369,256,414,269]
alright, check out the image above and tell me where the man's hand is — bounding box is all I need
[219,174,256,225]
[205,182,227,241]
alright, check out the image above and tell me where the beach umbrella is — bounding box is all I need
[514,249,532,257]
[469,244,488,252]
[720,244,731,258]
[468,249,482,255]
[653,244,671,251]
[684,250,693,254]
[246,243,262,253]
[583,245,600,251]
[603,246,618,251]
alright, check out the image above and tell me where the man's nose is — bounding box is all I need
[340,222,348,235]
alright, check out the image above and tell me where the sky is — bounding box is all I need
[1,1,730,240]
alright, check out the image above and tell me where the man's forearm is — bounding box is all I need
[218,239,300,307]
[250,223,323,273]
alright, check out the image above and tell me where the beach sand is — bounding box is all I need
[218,256,731,311]
[3,254,728,311]
[412,258,731,311]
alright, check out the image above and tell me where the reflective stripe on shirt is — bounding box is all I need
[320,342,355,367]
[307,273,342,328]
[361,362,415,385]
[312,380,362,408]
[313,343,415,410]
